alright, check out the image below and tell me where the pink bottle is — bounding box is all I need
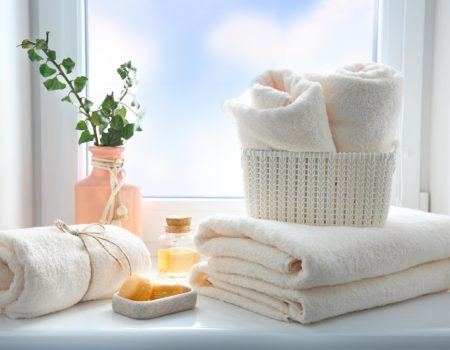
[75,146,143,237]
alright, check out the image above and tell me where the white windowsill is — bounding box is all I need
[1,288,449,350]
[2,258,450,350]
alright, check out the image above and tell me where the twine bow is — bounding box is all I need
[91,157,127,226]
[54,220,132,299]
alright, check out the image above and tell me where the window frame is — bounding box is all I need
[31,0,429,243]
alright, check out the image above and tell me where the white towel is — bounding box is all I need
[249,83,292,109]
[224,69,336,152]
[306,62,403,152]
[194,207,450,289]
[191,258,450,324]
[0,224,151,319]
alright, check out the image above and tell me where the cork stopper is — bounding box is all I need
[165,215,192,233]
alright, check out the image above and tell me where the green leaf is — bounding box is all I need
[61,95,72,103]
[135,108,144,132]
[91,111,109,126]
[100,132,109,145]
[75,120,88,131]
[21,39,32,49]
[78,130,94,145]
[101,94,118,111]
[100,129,123,147]
[122,123,135,140]
[62,57,75,74]
[35,39,47,50]
[131,96,140,109]
[39,63,56,77]
[117,67,127,79]
[73,76,88,93]
[83,98,93,112]
[43,77,66,91]
[47,50,56,61]
[27,49,43,62]
[115,106,126,118]
[110,116,124,130]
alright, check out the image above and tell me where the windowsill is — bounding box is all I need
[1,290,449,349]
[2,259,449,349]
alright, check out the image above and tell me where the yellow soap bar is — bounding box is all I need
[118,274,153,301]
[151,283,186,300]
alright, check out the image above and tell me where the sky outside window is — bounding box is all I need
[88,0,375,197]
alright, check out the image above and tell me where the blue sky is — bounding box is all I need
[88,0,374,197]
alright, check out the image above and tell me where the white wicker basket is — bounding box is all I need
[242,149,396,227]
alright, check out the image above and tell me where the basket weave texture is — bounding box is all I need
[242,149,396,227]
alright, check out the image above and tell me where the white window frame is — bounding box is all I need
[31,0,430,244]
[377,0,429,211]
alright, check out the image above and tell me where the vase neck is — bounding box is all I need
[89,146,125,179]
[89,146,124,160]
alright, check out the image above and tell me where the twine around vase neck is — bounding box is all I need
[91,157,128,226]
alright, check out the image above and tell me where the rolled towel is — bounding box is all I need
[224,69,336,152]
[249,83,292,109]
[191,258,450,324]
[194,207,450,289]
[306,62,403,152]
[0,223,151,319]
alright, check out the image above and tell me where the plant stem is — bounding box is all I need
[42,33,100,145]
[118,88,128,104]
[121,103,140,116]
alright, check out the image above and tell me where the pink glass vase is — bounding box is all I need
[75,146,143,237]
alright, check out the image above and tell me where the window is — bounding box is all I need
[87,0,377,198]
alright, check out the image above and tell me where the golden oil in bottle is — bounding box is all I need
[157,215,200,279]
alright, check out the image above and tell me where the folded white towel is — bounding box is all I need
[0,224,151,319]
[249,83,292,109]
[306,62,402,152]
[224,69,336,152]
[191,258,450,323]
[194,207,450,289]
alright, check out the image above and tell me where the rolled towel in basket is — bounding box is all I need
[0,223,151,319]
[224,69,336,152]
[194,207,450,289]
[306,62,402,152]
[191,258,450,324]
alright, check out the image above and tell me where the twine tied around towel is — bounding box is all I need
[91,157,128,226]
[54,220,132,298]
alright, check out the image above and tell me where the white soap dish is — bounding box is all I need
[112,286,197,319]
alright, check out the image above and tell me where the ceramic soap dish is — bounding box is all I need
[112,285,197,319]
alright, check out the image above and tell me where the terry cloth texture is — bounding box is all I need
[192,207,450,323]
[224,69,336,152]
[0,224,150,319]
[306,62,402,152]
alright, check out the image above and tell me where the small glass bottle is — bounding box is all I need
[158,215,200,279]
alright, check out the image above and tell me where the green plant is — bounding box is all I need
[20,32,144,146]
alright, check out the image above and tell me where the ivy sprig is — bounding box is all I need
[20,32,144,146]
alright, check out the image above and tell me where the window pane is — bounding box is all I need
[87,0,376,197]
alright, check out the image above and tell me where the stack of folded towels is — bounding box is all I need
[190,207,450,324]
[190,63,450,324]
